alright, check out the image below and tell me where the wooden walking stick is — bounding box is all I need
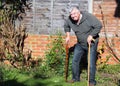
[65,43,69,82]
[87,43,91,86]
[87,39,95,86]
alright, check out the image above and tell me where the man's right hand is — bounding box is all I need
[66,37,70,44]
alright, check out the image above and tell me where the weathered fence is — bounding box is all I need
[23,0,89,35]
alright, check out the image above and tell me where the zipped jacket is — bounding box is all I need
[64,11,102,46]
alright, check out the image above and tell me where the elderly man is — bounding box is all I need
[64,7,102,86]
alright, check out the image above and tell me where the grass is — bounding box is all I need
[0,64,120,86]
[1,74,87,86]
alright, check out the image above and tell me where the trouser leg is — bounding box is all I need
[89,42,98,85]
[72,43,84,81]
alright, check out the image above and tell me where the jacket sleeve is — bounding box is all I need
[64,19,71,33]
[88,14,102,37]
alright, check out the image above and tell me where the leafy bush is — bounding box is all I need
[99,64,120,74]
[45,32,65,76]
[0,66,4,83]
[0,64,19,82]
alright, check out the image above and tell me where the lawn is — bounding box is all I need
[0,64,120,86]
[1,73,87,86]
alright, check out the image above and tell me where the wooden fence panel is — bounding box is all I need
[23,0,88,35]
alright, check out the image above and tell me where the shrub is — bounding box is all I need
[45,32,65,76]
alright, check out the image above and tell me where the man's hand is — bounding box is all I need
[87,35,93,45]
[66,36,70,44]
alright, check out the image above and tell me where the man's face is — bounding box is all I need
[70,8,80,21]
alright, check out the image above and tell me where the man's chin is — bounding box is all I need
[72,18,78,21]
[73,19,78,22]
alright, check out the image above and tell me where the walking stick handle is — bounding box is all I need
[92,38,95,42]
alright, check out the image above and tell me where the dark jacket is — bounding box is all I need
[64,11,102,46]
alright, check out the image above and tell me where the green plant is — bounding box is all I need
[0,64,18,81]
[0,66,4,83]
[96,42,113,71]
[45,32,65,76]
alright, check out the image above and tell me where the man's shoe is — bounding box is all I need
[89,83,94,86]
[67,80,75,83]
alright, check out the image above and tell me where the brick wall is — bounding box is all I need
[93,0,120,37]
[24,35,120,64]
[93,0,120,64]
[24,34,52,58]
[23,34,77,58]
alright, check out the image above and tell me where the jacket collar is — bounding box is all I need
[79,11,87,24]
